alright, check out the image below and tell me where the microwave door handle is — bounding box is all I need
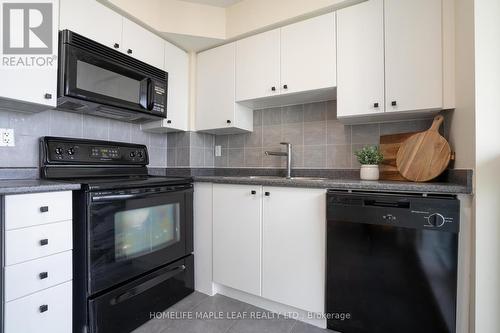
[147,78,155,110]
[110,265,186,305]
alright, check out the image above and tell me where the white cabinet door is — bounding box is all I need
[384,0,443,112]
[5,221,73,266]
[280,12,336,95]
[5,251,72,302]
[196,43,236,131]
[164,41,189,131]
[59,0,122,50]
[262,187,326,313]
[0,0,58,107]
[4,282,72,333]
[235,29,281,101]
[213,184,262,296]
[337,0,385,117]
[121,18,165,69]
[5,191,72,230]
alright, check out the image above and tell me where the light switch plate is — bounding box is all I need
[0,128,15,147]
[215,145,222,157]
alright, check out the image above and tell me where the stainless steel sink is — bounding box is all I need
[245,176,329,181]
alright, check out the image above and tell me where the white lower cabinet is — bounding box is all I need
[213,184,262,296]
[4,282,72,333]
[5,251,73,302]
[2,191,73,332]
[262,187,326,313]
[211,183,326,312]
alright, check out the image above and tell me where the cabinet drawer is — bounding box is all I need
[5,221,72,266]
[5,191,72,230]
[5,251,73,302]
[4,281,72,333]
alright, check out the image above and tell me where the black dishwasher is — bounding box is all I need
[326,191,459,333]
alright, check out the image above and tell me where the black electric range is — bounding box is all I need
[40,137,194,333]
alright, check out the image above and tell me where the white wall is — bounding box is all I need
[448,0,475,169]
[105,0,226,38]
[225,0,362,38]
[474,0,500,332]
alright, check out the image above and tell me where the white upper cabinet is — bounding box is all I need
[337,0,450,121]
[236,29,281,102]
[234,14,336,109]
[0,0,59,111]
[384,0,443,112]
[121,18,165,70]
[337,0,385,117]
[280,12,336,95]
[163,42,189,131]
[60,0,165,69]
[213,184,262,296]
[141,41,190,133]
[196,43,253,134]
[59,0,122,50]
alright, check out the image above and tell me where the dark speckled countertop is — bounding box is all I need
[156,168,473,195]
[0,179,81,195]
[192,175,470,194]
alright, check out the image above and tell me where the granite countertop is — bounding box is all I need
[192,176,472,194]
[0,179,81,195]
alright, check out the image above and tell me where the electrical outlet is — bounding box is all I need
[0,128,15,147]
[215,145,222,157]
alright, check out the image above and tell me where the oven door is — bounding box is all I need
[60,43,166,117]
[88,185,193,294]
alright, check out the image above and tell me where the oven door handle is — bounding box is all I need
[110,265,186,305]
[92,186,192,202]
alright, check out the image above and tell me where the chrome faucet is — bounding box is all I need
[265,142,292,179]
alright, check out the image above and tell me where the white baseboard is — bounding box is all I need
[213,283,327,329]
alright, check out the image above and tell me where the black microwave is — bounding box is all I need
[57,30,167,123]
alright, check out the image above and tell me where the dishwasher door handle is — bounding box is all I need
[364,200,410,209]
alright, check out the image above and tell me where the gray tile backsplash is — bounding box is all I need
[0,109,169,168]
[212,100,437,169]
[0,100,440,171]
[166,132,215,168]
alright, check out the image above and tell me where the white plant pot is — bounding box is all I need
[360,165,380,180]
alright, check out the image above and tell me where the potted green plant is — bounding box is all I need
[354,145,384,180]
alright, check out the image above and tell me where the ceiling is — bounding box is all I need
[177,0,243,7]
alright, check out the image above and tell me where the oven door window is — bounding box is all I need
[63,45,149,112]
[114,203,180,261]
[89,191,190,294]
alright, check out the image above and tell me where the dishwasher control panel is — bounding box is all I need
[327,191,460,233]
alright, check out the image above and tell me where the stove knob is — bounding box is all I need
[55,147,63,155]
[137,151,143,158]
[428,213,445,227]
[129,152,136,158]
[67,147,75,155]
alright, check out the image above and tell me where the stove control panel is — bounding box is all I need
[43,137,148,165]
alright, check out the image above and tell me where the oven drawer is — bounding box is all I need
[5,220,73,265]
[89,255,194,333]
[4,281,72,333]
[5,251,73,302]
[5,191,72,230]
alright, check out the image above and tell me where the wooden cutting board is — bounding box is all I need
[396,115,452,182]
[379,132,418,181]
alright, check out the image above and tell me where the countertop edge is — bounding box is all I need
[0,182,81,195]
[192,176,471,195]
